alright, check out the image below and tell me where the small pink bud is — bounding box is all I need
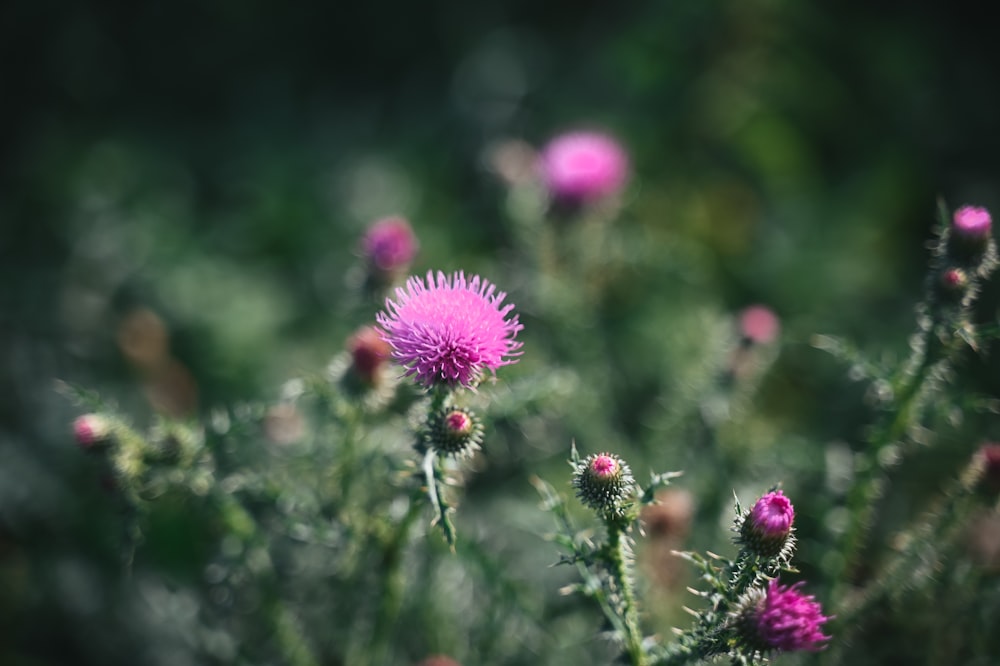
[444,410,473,438]
[739,305,781,345]
[362,216,419,273]
[941,267,968,290]
[538,131,629,204]
[953,206,992,240]
[590,453,619,478]
[73,414,110,450]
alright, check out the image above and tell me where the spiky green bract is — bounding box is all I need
[572,451,636,519]
[420,406,484,458]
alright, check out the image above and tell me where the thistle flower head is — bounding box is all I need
[73,414,111,450]
[422,406,484,457]
[362,216,418,272]
[740,490,795,558]
[748,579,831,653]
[953,206,992,240]
[573,451,635,518]
[376,271,523,388]
[538,131,629,204]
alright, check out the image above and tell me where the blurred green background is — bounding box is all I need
[3,0,1000,664]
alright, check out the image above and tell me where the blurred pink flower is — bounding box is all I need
[755,579,831,652]
[376,271,522,388]
[362,216,418,272]
[953,205,992,239]
[538,131,629,203]
[739,305,781,345]
[73,414,110,449]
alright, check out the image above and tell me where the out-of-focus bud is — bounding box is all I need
[415,657,462,666]
[952,206,992,241]
[361,216,418,280]
[73,414,111,451]
[348,326,392,385]
[975,442,1000,495]
[739,305,781,346]
[538,131,629,208]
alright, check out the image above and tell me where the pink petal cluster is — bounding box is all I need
[376,271,522,388]
[756,579,831,652]
[750,490,795,538]
[953,206,992,239]
[739,305,781,345]
[362,216,418,272]
[538,131,629,203]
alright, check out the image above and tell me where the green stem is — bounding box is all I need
[368,494,424,666]
[606,517,647,666]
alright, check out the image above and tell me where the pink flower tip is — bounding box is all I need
[590,454,619,478]
[362,216,418,272]
[978,442,1000,493]
[739,305,780,345]
[73,414,110,449]
[756,579,832,652]
[444,410,474,437]
[953,206,992,239]
[750,490,795,537]
[376,270,523,388]
[538,130,629,203]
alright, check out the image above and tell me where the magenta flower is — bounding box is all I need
[953,206,992,240]
[362,216,418,272]
[538,131,629,203]
[376,271,522,388]
[754,579,831,652]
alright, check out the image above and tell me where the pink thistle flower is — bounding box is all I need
[362,216,418,272]
[376,271,522,388]
[977,442,1000,494]
[538,131,629,203]
[953,206,992,240]
[739,305,781,345]
[754,579,831,652]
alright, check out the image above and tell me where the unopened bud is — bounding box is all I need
[736,579,831,653]
[73,414,111,451]
[740,490,795,558]
[573,452,635,518]
[422,407,484,457]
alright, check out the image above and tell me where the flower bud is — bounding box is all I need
[976,442,1000,495]
[73,414,111,451]
[362,216,418,276]
[739,305,781,346]
[737,579,831,653]
[572,452,635,518]
[538,131,629,207]
[422,406,484,457]
[740,490,795,558]
[348,326,391,385]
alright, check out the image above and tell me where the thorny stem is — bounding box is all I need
[606,516,647,666]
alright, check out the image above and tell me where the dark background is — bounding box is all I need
[3,1,1000,664]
